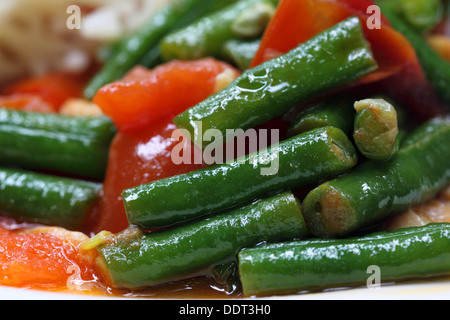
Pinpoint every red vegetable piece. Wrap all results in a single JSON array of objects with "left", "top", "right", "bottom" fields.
[
  {"left": 93, "top": 58, "right": 240, "bottom": 132},
  {"left": 250, "top": 0, "right": 446, "bottom": 119},
  {"left": 3, "top": 72, "right": 84, "bottom": 110},
  {"left": 0, "top": 222, "right": 99, "bottom": 290},
  {"left": 0, "top": 94, "right": 56, "bottom": 113}
]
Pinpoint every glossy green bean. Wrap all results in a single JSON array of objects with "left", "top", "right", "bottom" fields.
[
  {"left": 123, "top": 126, "right": 357, "bottom": 229},
  {"left": 353, "top": 98, "right": 400, "bottom": 161},
  {"left": 387, "top": 0, "right": 443, "bottom": 33},
  {"left": 97, "top": 192, "right": 307, "bottom": 289},
  {"left": 0, "top": 109, "right": 116, "bottom": 180},
  {"left": 302, "top": 117, "right": 450, "bottom": 238},
  {"left": 160, "top": 0, "right": 276, "bottom": 61},
  {"left": 222, "top": 38, "right": 261, "bottom": 71},
  {"left": 0, "top": 167, "right": 101, "bottom": 230},
  {"left": 173, "top": 17, "right": 378, "bottom": 149},
  {"left": 238, "top": 223, "right": 450, "bottom": 296},
  {"left": 287, "top": 96, "right": 355, "bottom": 138}
]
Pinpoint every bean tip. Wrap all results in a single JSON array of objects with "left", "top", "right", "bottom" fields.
[{"left": 302, "top": 184, "right": 356, "bottom": 238}]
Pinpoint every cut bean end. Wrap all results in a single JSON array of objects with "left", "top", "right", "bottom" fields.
[
  {"left": 327, "top": 127, "right": 358, "bottom": 167},
  {"left": 302, "top": 184, "right": 356, "bottom": 238}
]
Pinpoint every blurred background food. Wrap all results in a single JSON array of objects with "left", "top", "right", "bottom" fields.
[{"left": 0, "top": 0, "right": 173, "bottom": 84}]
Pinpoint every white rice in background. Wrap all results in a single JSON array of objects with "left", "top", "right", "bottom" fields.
[{"left": 0, "top": 0, "right": 173, "bottom": 84}]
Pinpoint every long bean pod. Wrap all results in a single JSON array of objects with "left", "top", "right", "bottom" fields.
[
  {"left": 388, "top": 0, "right": 443, "bottom": 33},
  {"left": 0, "top": 167, "right": 101, "bottom": 230},
  {"left": 173, "top": 17, "right": 378, "bottom": 149},
  {"left": 123, "top": 126, "right": 357, "bottom": 229},
  {"left": 302, "top": 117, "right": 450, "bottom": 238},
  {"left": 353, "top": 98, "right": 400, "bottom": 161},
  {"left": 0, "top": 109, "right": 116, "bottom": 180},
  {"left": 97, "top": 192, "right": 307, "bottom": 289},
  {"left": 238, "top": 223, "right": 450, "bottom": 296},
  {"left": 287, "top": 96, "right": 355, "bottom": 138},
  {"left": 222, "top": 38, "right": 261, "bottom": 71},
  {"left": 160, "top": 0, "right": 276, "bottom": 61}
]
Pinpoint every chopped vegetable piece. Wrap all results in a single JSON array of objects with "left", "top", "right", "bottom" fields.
[
  {"left": 0, "top": 224, "right": 100, "bottom": 290},
  {"left": 123, "top": 126, "right": 357, "bottom": 229},
  {"left": 93, "top": 58, "right": 240, "bottom": 132},
  {"left": 231, "top": 2, "right": 276, "bottom": 38},
  {"left": 222, "top": 39, "right": 261, "bottom": 71},
  {"left": 0, "top": 94, "right": 55, "bottom": 113},
  {"left": 238, "top": 224, "right": 450, "bottom": 296},
  {"left": 0, "top": 167, "right": 101, "bottom": 230},
  {"left": 287, "top": 96, "right": 355, "bottom": 137},
  {"left": 353, "top": 98, "right": 400, "bottom": 161},
  {"left": 59, "top": 99, "right": 103, "bottom": 117},
  {"left": 302, "top": 117, "right": 450, "bottom": 237},
  {"left": 97, "top": 192, "right": 307, "bottom": 289},
  {"left": 0, "top": 109, "right": 116, "bottom": 180},
  {"left": 174, "top": 17, "right": 377, "bottom": 148},
  {"left": 160, "top": 0, "right": 277, "bottom": 61},
  {"left": 3, "top": 72, "right": 84, "bottom": 110},
  {"left": 394, "top": 0, "right": 443, "bottom": 33}
]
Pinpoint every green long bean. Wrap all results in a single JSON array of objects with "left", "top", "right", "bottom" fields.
[
  {"left": 238, "top": 223, "right": 450, "bottom": 296},
  {"left": 123, "top": 126, "right": 357, "bottom": 229},
  {"left": 353, "top": 98, "right": 400, "bottom": 161},
  {"left": 160, "top": 0, "right": 277, "bottom": 61},
  {"left": 0, "top": 109, "right": 116, "bottom": 180},
  {"left": 174, "top": 17, "right": 378, "bottom": 149},
  {"left": 302, "top": 117, "right": 450, "bottom": 238},
  {"left": 97, "top": 192, "right": 307, "bottom": 289},
  {"left": 0, "top": 167, "right": 101, "bottom": 230}
]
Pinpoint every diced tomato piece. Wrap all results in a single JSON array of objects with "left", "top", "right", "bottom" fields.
[
  {"left": 0, "top": 94, "right": 56, "bottom": 113},
  {"left": 86, "top": 117, "right": 205, "bottom": 234},
  {"left": 93, "top": 58, "right": 240, "bottom": 132},
  {"left": 251, "top": 0, "right": 446, "bottom": 119},
  {"left": 0, "top": 221, "right": 99, "bottom": 290},
  {"left": 3, "top": 72, "right": 85, "bottom": 110}
]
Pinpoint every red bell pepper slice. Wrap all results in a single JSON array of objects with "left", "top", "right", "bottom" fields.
[
  {"left": 3, "top": 72, "right": 85, "bottom": 110},
  {"left": 0, "top": 220, "right": 100, "bottom": 290},
  {"left": 251, "top": 0, "right": 446, "bottom": 119},
  {"left": 93, "top": 58, "right": 240, "bottom": 132}
]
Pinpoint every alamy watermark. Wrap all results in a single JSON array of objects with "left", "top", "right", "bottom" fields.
[
  {"left": 171, "top": 123, "right": 281, "bottom": 176},
  {"left": 367, "top": 265, "right": 382, "bottom": 289},
  {"left": 366, "top": 5, "right": 382, "bottom": 30},
  {"left": 66, "top": 5, "right": 81, "bottom": 30},
  {"left": 64, "top": 4, "right": 383, "bottom": 31}
]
